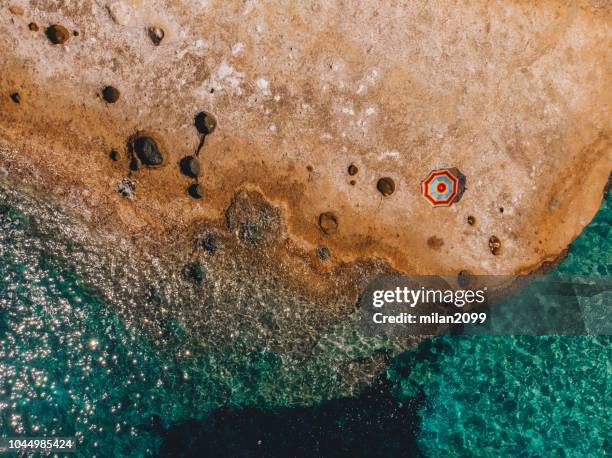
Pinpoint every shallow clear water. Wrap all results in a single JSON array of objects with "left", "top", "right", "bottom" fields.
[{"left": 0, "top": 178, "right": 610, "bottom": 457}]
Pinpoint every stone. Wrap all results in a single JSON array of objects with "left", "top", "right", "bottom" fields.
[
  {"left": 45, "top": 24, "right": 70, "bottom": 45},
  {"left": 131, "top": 135, "right": 164, "bottom": 167},
  {"left": 102, "top": 86, "right": 120, "bottom": 103},
  {"left": 467, "top": 215, "right": 476, "bottom": 226},
  {"left": 377, "top": 177, "right": 395, "bottom": 197},
  {"left": 194, "top": 112, "right": 216, "bottom": 135},
  {"left": 188, "top": 183, "right": 204, "bottom": 199},
  {"left": 489, "top": 236, "right": 502, "bottom": 256},
  {"left": 180, "top": 156, "right": 201, "bottom": 178},
  {"left": 318, "top": 212, "right": 338, "bottom": 235},
  {"left": 109, "top": 149, "right": 119, "bottom": 161},
  {"left": 148, "top": 26, "right": 164, "bottom": 46},
  {"left": 348, "top": 164, "right": 358, "bottom": 176}
]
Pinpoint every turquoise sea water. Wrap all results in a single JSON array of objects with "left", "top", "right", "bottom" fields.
[
  {"left": 390, "top": 187, "right": 611, "bottom": 457},
  {"left": 0, "top": 180, "right": 610, "bottom": 457}
]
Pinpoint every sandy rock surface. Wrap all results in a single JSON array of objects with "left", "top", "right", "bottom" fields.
[{"left": 0, "top": 0, "right": 610, "bottom": 283}]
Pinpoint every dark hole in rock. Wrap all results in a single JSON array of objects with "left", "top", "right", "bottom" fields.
[
  {"left": 183, "top": 261, "right": 205, "bottom": 283},
  {"left": 45, "top": 24, "right": 70, "bottom": 44},
  {"left": 316, "top": 245, "right": 331, "bottom": 261},
  {"left": 467, "top": 215, "right": 476, "bottom": 226},
  {"left": 109, "top": 149, "right": 120, "bottom": 161},
  {"left": 148, "top": 26, "right": 164, "bottom": 45},
  {"left": 28, "top": 22, "right": 39, "bottom": 31},
  {"left": 318, "top": 212, "right": 338, "bottom": 235},
  {"left": 377, "top": 177, "right": 395, "bottom": 196},
  {"left": 194, "top": 111, "right": 216, "bottom": 135},
  {"left": 129, "top": 158, "right": 139, "bottom": 171},
  {"left": 201, "top": 233, "right": 218, "bottom": 254},
  {"left": 188, "top": 184, "right": 204, "bottom": 199},
  {"left": 73, "top": 30, "right": 79, "bottom": 36},
  {"left": 225, "top": 190, "right": 282, "bottom": 245},
  {"left": 348, "top": 163, "right": 358, "bottom": 176},
  {"left": 489, "top": 236, "right": 502, "bottom": 255},
  {"left": 180, "top": 156, "right": 201, "bottom": 178},
  {"left": 102, "top": 85, "right": 120, "bottom": 103},
  {"left": 130, "top": 135, "right": 164, "bottom": 167},
  {"left": 306, "top": 165, "right": 313, "bottom": 172},
  {"left": 427, "top": 235, "right": 444, "bottom": 251},
  {"left": 350, "top": 180, "right": 356, "bottom": 186},
  {"left": 9, "top": 92, "right": 20, "bottom": 104},
  {"left": 209, "top": 88, "right": 215, "bottom": 94},
  {"left": 499, "top": 207, "right": 504, "bottom": 213}
]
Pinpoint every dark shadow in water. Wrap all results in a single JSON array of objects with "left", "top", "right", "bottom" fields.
[{"left": 157, "top": 374, "right": 424, "bottom": 458}]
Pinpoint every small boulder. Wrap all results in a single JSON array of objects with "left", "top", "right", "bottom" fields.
[
  {"left": 489, "top": 236, "right": 502, "bottom": 255},
  {"left": 131, "top": 135, "right": 164, "bottom": 167},
  {"left": 377, "top": 177, "right": 395, "bottom": 197},
  {"left": 188, "top": 184, "right": 204, "bottom": 199},
  {"left": 180, "top": 156, "right": 201, "bottom": 178},
  {"left": 45, "top": 24, "right": 70, "bottom": 44},
  {"left": 102, "top": 85, "right": 120, "bottom": 103},
  {"left": 194, "top": 111, "right": 216, "bottom": 135},
  {"left": 148, "top": 26, "right": 164, "bottom": 45},
  {"left": 318, "top": 212, "right": 338, "bottom": 235}
]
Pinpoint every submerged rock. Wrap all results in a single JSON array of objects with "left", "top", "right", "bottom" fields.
[
  {"left": 226, "top": 190, "right": 282, "bottom": 245},
  {"left": 201, "top": 233, "right": 218, "bottom": 254},
  {"left": 183, "top": 261, "right": 205, "bottom": 283}
]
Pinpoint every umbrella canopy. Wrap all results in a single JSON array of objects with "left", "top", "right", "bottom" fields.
[{"left": 421, "top": 168, "right": 466, "bottom": 207}]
